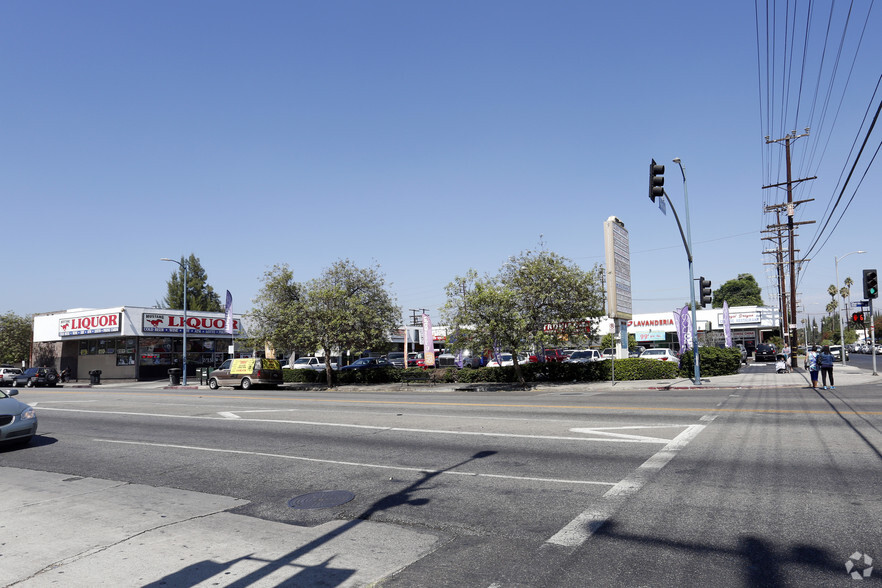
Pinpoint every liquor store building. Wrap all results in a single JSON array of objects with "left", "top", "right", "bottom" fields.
[{"left": 31, "top": 306, "right": 245, "bottom": 381}]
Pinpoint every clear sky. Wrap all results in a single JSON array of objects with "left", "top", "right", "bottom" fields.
[{"left": 2, "top": 1, "right": 879, "bottom": 327}]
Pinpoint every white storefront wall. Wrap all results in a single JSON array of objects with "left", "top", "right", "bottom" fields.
[
  {"left": 32, "top": 306, "right": 244, "bottom": 380},
  {"left": 595, "top": 306, "right": 780, "bottom": 349}
]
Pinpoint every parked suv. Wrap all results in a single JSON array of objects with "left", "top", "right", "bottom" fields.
[
  {"left": 208, "top": 358, "right": 282, "bottom": 390},
  {"left": 754, "top": 344, "right": 777, "bottom": 362},
  {"left": 13, "top": 367, "right": 59, "bottom": 387}
]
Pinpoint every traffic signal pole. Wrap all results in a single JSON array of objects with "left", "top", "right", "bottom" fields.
[{"left": 649, "top": 158, "right": 701, "bottom": 385}]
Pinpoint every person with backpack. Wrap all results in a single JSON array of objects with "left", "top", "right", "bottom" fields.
[
  {"left": 807, "top": 346, "right": 820, "bottom": 389},
  {"left": 818, "top": 345, "right": 835, "bottom": 390}
]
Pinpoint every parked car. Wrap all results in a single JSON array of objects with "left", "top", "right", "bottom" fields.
[
  {"left": 386, "top": 352, "right": 406, "bottom": 368},
  {"left": 565, "top": 349, "right": 602, "bottom": 363},
  {"left": 340, "top": 357, "right": 394, "bottom": 371},
  {"left": 735, "top": 344, "right": 748, "bottom": 364},
  {"left": 208, "top": 358, "right": 283, "bottom": 390},
  {"left": 0, "top": 389, "right": 37, "bottom": 446},
  {"left": 487, "top": 353, "right": 516, "bottom": 367},
  {"left": 284, "top": 356, "right": 335, "bottom": 370},
  {"left": 600, "top": 348, "right": 616, "bottom": 359},
  {"left": 529, "top": 349, "right": 568, "bottom": 363},
  {"left": 0, "top": 367, "right": 23, "bottom": 385},
  {"left": 754, "top": 344, "right": 777, "bottom": 362},
  {"left": 628, "top": 347, "right": 645, "bottom": 358},
  {"left": 829, "top": 345, "right": 849, "bottom": 362},
  {"left": 640, "top": 348, "right": 680, "bottom": 362},
  {"left": 12, "top": 367, "right": 59, "bottom": 388}
]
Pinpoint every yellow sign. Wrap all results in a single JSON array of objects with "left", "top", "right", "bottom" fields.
[
  {"left": 262, "top": 359, "right": 280, "bottom": 370},
  {"left": 231, "top": 359, "right": 256, "bottom": 375}
]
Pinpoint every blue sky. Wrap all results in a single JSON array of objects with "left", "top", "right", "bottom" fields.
[{"left": 2, "top": 1, "right": 879, "bottom": 327}]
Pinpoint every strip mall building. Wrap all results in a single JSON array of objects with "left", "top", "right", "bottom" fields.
[
  {"left": 596, "top": 305, "right": 781, "bottom": 354},
  {"left": 30, "top": 307, "right": 244, "bottom": 381}
]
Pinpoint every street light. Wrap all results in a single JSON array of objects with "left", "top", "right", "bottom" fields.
[
  {"left": 672, "top": 157, "right": 701, "bottom": 386},
  {"left": 160, "top": 257, "right": 189, "bottom": 386},
  {"left": 834, "top": 250, "right": 865, "bottom": 366}
]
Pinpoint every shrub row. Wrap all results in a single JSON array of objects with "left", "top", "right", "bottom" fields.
[
  {"left": 677, "top": 347, "right": 742, "bottom": 378},
  {"left": 282, "top": 356, "right": 699, "bottom": 386}
]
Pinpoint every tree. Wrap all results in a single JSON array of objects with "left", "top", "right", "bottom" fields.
[
  {"left": 0, "top": 311, "right": 32, "bottom": 364},
  {"left": 159, "top": 254, "right": 223, "bottom": 312},
  {"left": 249, "top": 260, "right": 400, "bottom": 386},
  {"left": 443, "top": 249, "right": 604, "bottom": 387},
  {"left": 712, "top": 273, "right": 763, "bottom": 308},
  {"left": 300, "top": 260, "right": 400, "bottom": 385},
  {"left": 246, "top": 264, "right": 302, "bottom": 356}
]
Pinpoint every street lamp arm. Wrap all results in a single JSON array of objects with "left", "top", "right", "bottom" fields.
[{"left": 661, "top": 190, "right": 693, "bottom": 263}]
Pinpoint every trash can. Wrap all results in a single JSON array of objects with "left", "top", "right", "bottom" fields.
[
  {"left": 199, "top": 367, "right": 212, "bottom": 385},
  {"left": 168, "top": 368, "right": 182, "bottom": 386},
  {"left": 89, "top": 370, "right": 102, "bottom": 385}
]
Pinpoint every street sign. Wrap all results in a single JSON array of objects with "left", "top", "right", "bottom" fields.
[{"left": 856, "top": 300, "right": 869, "bottom": 308}]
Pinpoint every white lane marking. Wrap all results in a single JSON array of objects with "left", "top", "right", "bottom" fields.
[
  {"left": 93, "top": 439, "right": 617, "bottom": 487},
  {"left": 29, "top": 400, "right": 98, "bottom": 407},
  {"left": 569, "top": 426, "right": 685, "bottom": 444},
  {"left": 217, "top": 412, "right": 241, "bottom": 419},
  {"left": 546, "top": 422, "right": 708, "bottom": 547},
  {"left": 36, "top": 407, "right": 668, "bottom": 444}
]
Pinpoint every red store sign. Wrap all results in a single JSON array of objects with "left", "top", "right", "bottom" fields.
[
  {"left": 142, "top": 313, "right": 239, "bottom": 335},
  {"left": 59, "top": 313, "right": 122, "bottom": 337}
]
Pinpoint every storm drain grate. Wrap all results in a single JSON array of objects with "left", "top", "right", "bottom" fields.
[{"left": 287, "top": 490, "right": 355, "bottom": 510}]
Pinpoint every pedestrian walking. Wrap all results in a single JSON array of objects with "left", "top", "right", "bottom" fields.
[
  {"left": 819, "top": 345, "right": 835, "bottom": 390},
  {"left": 807, "top": 346, "right": 819, "bottom": 389}
]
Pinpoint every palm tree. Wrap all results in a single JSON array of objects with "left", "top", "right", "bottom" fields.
[{"left": 844, "top": 276, "right": 854, "bottom": 311}]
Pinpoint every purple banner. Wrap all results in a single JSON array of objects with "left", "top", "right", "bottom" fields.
[
  {"left": 723, "top": 301, "right": 732, "bottom": 348},
  {"left": 676, "top": 306, "right": 691, "bottom": 352},
  {"left": 224, "top": 290, "right": 234, "bottom": 335}
]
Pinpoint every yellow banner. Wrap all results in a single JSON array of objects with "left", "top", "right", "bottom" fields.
[{"left": 231, "top": 359, "right": 256, "bottom": 375}]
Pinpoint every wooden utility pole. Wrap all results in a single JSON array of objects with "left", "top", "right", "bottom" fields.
[{"left": 764, "top": 129, "right": 816, "bottom": 367}]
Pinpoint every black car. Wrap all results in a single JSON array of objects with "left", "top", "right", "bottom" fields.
[
  {"left": 340, "top": 357, "right": 394, "bottom": 371},
  {"left": 13, "top": 367, "right": 60, "bottom": 387},
  {"left": 754, "top": 344, "right": 777, "bottom": 362}
]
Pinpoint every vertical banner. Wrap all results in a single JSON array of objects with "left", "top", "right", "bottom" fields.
[
  {"left": 723, "top": 301, "right": 733, "bottom": 348},
  {"left": 422, "top": 313, "right": 436, "bottom": 367},
  {"left": 225, "top": 290, "right": 234, "bottom": 335},
  {"left": 676, "top": 306, "right": 692, "bottom": 352}
]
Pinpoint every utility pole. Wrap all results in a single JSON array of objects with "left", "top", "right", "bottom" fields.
[{"left": 764, "top": 129, "right": 816, "bottom": 369}]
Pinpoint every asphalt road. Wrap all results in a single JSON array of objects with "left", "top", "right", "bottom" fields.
[{"left": 2, "top": 382, "right": 881, "bottom": 587}]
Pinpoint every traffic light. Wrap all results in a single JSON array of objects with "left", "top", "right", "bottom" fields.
[
  {"left": 649, "top": 159, "right": 664, "bottom": 202},
  {"left": 864, "top": 269, "right": 878, "bottom": 299},
  {"left": 852, "top": 312, "right": 865, "bottom": 324},
  {"left": 699, "top": 277, "right": 712, "bottom": 308}
]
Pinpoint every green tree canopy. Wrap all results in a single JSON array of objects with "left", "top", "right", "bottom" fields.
[
  {"left": 712, "top": 273, "right": 764, "bottom": 308},
  {"left": 248, "top": 260, "right": 400, "bottom": 386},
  {"left": 159, "top": 254, "right": 223, "bottom": 312},
  {"left": 443, "top": 249, "right": 604, "bottom": 386},
  {"left": 0, "top": 311, "right": 32, "bottom": 364},
  {"left": 246, "top": 264, "right": 302, "bottom": 355}
]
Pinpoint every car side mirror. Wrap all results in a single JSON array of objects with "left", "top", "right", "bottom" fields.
[{"left": 7, "top": 389, "right": 18, "bottom": 396}]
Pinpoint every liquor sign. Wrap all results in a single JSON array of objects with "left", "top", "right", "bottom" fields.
[
  {"left": 142, "top": 313, "right": 240, "bottom": 335},
  {"left": 59, "top": 312, "right": 122, "bottom": 337}
]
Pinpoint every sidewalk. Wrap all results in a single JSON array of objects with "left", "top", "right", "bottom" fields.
[{"left": 58, "top": 361, "right": 882, "bottom": 393}]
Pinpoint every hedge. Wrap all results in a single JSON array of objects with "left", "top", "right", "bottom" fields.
[
  {"left": 281, "top": 357, "right": 694, "bottom": 386},
  {"left": 677, "top": 347, "right": 742, "bottom": 378}
]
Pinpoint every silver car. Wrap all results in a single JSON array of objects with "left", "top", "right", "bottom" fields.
[
  {"left": 0, "top": 367, "right": 22, "bottom": 385},
  {"left": 0, "top": 389, "right": 38, "bottom": 446}
]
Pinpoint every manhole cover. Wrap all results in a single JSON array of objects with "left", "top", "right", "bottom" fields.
[{"left": 287, "top": 490, "right": 355, "bottom": 510}]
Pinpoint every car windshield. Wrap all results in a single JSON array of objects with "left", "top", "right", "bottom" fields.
[{"left": 294, "top": 358, "right": 312, "bottom": 364}]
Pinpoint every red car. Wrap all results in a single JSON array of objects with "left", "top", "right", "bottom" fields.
[{"left": 528, "top": 349, "right": 568, "bottom": 363}]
